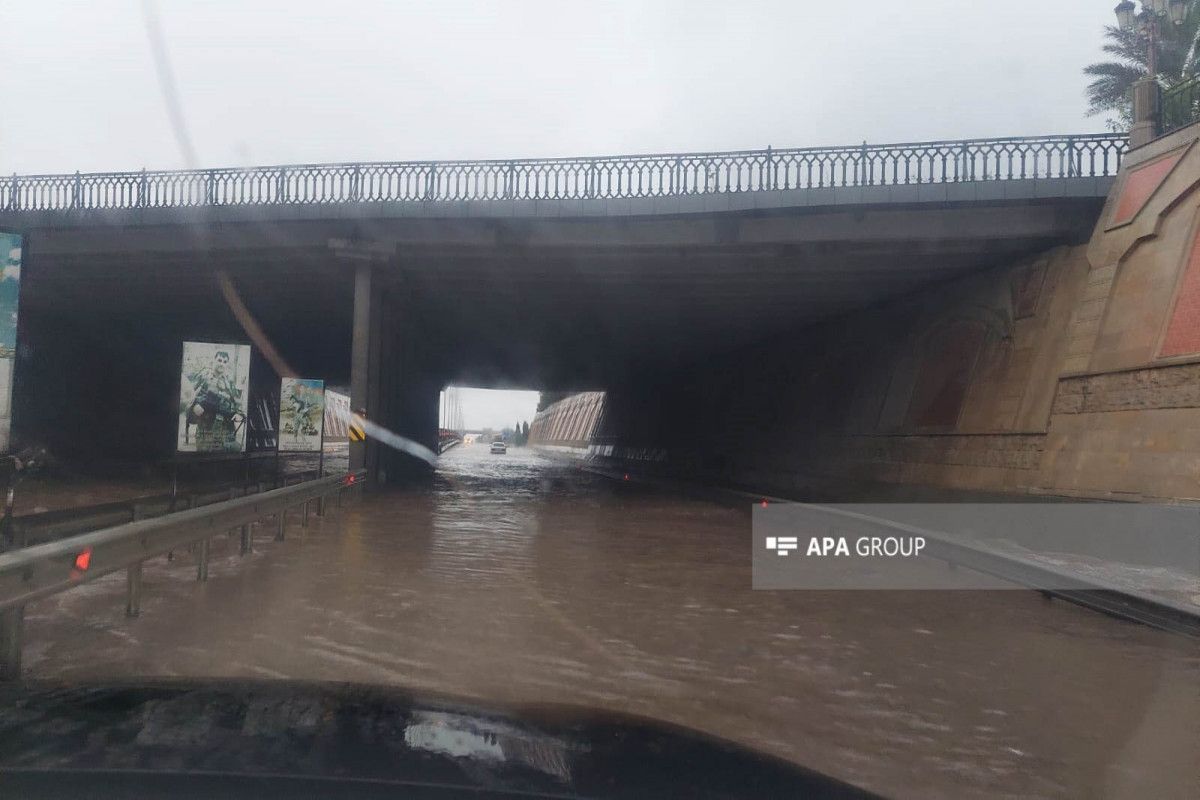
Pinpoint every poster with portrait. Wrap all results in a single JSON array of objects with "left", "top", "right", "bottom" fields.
[
  {"left": 177, "top": 342, "right": 251, "bottom": 453},
  {"left": 278, "top": 377, "right": 325, "bottom": 452},
  {"left": 0, "top": 232, "right": 22, "bottom": 454}
]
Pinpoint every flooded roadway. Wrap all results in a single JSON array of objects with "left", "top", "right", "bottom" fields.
[{"left": 21, "top": 445, "right": 1200, "bottom": 799}]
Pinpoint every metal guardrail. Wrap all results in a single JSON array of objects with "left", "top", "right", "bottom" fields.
[
  {"left": 1161, "top": 75, "right": 1200, "bottom": 136},
  {"left": 0, "top": 470, "right": 365, "bottom": 679},
  {"left": 1, "top": 135, "right": 1127, "bottom": 212},
  {"left": 6, "top": 469, "right": 324, "bottom": 549}
]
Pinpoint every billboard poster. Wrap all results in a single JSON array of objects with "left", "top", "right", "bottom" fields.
[
  {"left": 0, "top": 232, "right": 22, "bottom": 453},
  {"left": 177, "top": 342, "right": 251, "bottom": 453},
  {"left": 278, "top": 377, "right": 325, "bottom": 452}
]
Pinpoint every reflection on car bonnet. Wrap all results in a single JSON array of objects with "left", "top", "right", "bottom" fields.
[{"left": 404, "top": 710, "right": 572, "bottom": 783}]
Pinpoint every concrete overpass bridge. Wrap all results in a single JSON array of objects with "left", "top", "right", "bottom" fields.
[{"left": 4, "top": 131, "right": 1168, "bottom": 495}]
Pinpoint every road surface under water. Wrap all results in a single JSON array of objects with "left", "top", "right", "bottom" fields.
[{"left": 21, "top": 445, "right": 1200, "bottom": 799}]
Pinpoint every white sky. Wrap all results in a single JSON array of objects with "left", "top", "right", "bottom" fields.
[
  {"left": 441, "top": 388, "right": 539, "bottom": 431},
  {"left": 1, "top": 1, "right": 1114, "bottom": 174},
  {"left": 0, "top": 1, "right": 1119, "bottom": 421}
]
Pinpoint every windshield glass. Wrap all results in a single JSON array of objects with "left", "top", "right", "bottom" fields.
[{"left": 0, "top": 2, "right": 1198, "bottom": 798}]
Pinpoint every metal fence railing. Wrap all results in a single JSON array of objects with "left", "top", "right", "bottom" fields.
[
  {"left": 3, "top": 468, "right": 325, "bottom": 551},
  {"left": 1, "top": 134, "right": 1127, "bottom": 212},
  {"left": 1161, "top": 75, "right": 1200, "bottom": 136},
  {"left": 0, "top": 470, "right": 365, "bottom": 679}
]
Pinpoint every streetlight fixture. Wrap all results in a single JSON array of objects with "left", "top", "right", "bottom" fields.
[
  {"left": 1116, "top": 0, "right": 1189, "bottom": 145},
  {"left": 1115, "top": 1, "right": 1136, "bottom": 31},
  {"left": 1114, "top": 0, "right": 1187, "bottom": 74},
  {"left": 1168, "top": 0, "right": 1187, "bottom": 25}
]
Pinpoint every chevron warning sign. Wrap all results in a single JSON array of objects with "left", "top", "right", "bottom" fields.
[{"left": 349, "top": 412, "right": 367, "bottom": 442}]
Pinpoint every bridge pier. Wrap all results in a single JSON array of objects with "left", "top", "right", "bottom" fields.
[
  {"left": 345, "top": 248, "right": 441, "bottom": 486},
  {"left": 349, "top": 262, "right": 377, "bottom": 481}
]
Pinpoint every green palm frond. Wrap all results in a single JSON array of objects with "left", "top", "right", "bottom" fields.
[{"left": 1083, "top": 1, "right": 1200, "bottom": 126}]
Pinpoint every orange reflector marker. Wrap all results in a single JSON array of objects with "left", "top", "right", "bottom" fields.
[
  {"left": 762, "top": 499, "right": 769, "bottom": 508},
  {"left": 345, "top": 474, "right": 356, "bottom": 485},
  {"left": 74, "top": 547, "right": 93, "bottom": 571}
]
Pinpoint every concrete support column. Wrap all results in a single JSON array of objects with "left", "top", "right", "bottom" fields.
[
  {"left": 349, "top": 263, "right": 375, "bottom": 479},
  {"left": 375, "top": 286, "right": 398, "bottom": 485},
  {"left": 1130, "top": 78, "right": 1162, "bottom": 148},
  {"left": 346, "top": 256, "right": 436, "bottom": 485},
  {"left": 366, "top": 281, "right": 384, "bottom": 484}
]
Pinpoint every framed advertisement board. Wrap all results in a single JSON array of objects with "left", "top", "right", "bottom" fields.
[
  {"left": 177, "top": 342, "right": 252, "bottom": 453},
  {"left": 0, "top": 230, "right": 22, "bottom": 454},
  {"left": 278, "top": 377, "right": 325, "bottom": 453}
]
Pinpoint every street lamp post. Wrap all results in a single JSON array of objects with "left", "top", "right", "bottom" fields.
[{"left": 1116, "top": 0, "right": 1189, "bottom": 145}]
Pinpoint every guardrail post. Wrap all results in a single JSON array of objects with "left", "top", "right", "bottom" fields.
[
  {"left": 239, "top": 523, "right": 251, "bottom": 555},
  {"left": 275, "top": 508, "right": 286, "bottom": 541},
  {"left": 302, "top": 500, "right": 309, "bottom": 527},
  {"left": 197, "top": 538, "right": 210, "bottom": 582},
  {"left": 167, "top": 494, "right": 196, "bottom": 563},
  {"left": 0, "top": 606, "right": 23, "bottom": 680},
  {"left": 126, "top": 564, "right": 143, "bottom": 617},
  {"left": 126, "top": 504, "right": 144, "bottom": 617}
]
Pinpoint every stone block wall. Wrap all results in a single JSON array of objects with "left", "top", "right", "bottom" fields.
[{"left": 540, "top": 123, "right": 1200, "bottom": 502}]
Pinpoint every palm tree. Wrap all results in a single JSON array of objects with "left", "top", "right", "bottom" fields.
[{"left": 1085, "top": 1, "right": 1200, "bottom": 129}]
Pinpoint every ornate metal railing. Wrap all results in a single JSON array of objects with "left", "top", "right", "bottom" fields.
[
  {"left": 1161, "top": 75, "right": 1200, "bottom": 136},
  {"left": 1, "top": 134, "right": 1126, "bottom": 212}
]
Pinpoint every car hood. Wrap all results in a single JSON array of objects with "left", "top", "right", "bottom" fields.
[{"left": 0, "top": 679, "right": 878, "bottom": 799}]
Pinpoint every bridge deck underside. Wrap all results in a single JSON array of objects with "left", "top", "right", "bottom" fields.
[{"left": 20, "top": 196, "right": 1104, "bottom": 392}]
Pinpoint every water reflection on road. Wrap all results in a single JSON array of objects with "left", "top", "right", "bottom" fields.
[{"left": 24, "top": 445, "right": 1200, "bottom": 799}]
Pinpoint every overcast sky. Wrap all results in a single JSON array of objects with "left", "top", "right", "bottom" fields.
[
  {"left": 0, "top": 1, "right": 1118, "bottom": 424},
  {"left": 2, "top": 1, "right": 1115, "bottom": 175},
  {"left": 441, "top": 388, "right": 538, "bottom": 431}
]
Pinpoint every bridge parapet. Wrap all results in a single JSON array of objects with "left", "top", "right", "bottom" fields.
[{"left": 2, "top": 135, "right": 1126, "bottom": 214}]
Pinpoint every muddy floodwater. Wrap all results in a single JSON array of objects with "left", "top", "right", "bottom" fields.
[{"left": 21, "top": 445, "right": 1200, "bottom": 799}]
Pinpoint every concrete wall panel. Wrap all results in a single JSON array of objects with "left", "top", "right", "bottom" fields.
[{"left": 559, "top": 128, "right": 1200, "bottom": 502}]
